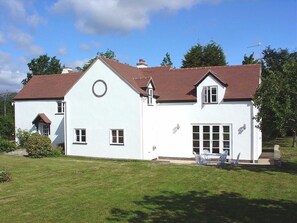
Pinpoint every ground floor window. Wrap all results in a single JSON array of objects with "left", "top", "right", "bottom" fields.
[
  {"left": 74, "top": 129, "right": 86, "bottom": 143},
  {"left": 192, "top": 124, "right": 231, "bottom": 155},
  {"left": 110, "top": 129, "right": 124, "bottom": 145}
]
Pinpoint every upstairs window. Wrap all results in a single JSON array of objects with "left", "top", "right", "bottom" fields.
[
  {"left": 203, "top": 86, "right": 218, "bottom": 104},
  {"left": 147, "top": 88, "right": 153, "bottom": 105},
  {"left": 110, "top": 129, "right": 124, "bottom": 145},
  {"left": 57, "top": 101, "right": 65, "bottom": 113}
]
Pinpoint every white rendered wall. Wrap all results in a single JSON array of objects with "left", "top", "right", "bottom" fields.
[
  {"left": 154, "top": 75, "right": 262, "bottom": 162},
  {"left": 64, "top": 59, "right": 143, "bottom": 159},
  {"left": 14, "top": 100, "right": 65, "bottom": 145}
]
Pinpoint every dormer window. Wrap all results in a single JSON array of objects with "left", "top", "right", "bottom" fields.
[
  {"left": 57, "top": 101, "right": 65, "bottom": 114},
  {"left": 147, "top": 88, "right": 153, "bottom": 105},
  {"left": 203, "top": 86, "right": 218, "bottom": 104}
]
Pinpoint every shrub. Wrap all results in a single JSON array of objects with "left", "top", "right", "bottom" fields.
[
  {"left": 0, "top": 137, "right": 16, "bottom": 153},
  {"left": 0, "top": 168, "right": 12, "bottom": 183},
  {"left": 48, "top": 146, "right": 64, "bottom": 157},
  {"left": 26, "top": 134, "right": 52, "bottom": 158},
  {"left": 16, "top": 129, "right": 32, "bottom": 148}
]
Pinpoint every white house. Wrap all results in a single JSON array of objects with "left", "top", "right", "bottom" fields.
[{"left": 14, "top": 57, "right": 262, "bottom": 162}]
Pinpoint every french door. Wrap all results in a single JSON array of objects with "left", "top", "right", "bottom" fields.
[{"left": 193, "top": 124, "right": 231, "bottom": 155}]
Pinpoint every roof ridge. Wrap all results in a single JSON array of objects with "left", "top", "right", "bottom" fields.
[{"left": 174, "top": 63, "right": 260, "bottom": 71}]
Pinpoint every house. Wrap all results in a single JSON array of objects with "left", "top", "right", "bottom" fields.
[{"left": 14, "top": 57, "right": 262, "bottom": 162}]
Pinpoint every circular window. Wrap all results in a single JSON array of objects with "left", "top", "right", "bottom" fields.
[{"left": 92, "top": 80, "right": 107, "bottom": 97}]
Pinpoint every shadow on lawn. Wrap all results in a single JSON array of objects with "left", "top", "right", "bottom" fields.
[{"left": 108, "top": 191, "right": 297, "bottom": 223}]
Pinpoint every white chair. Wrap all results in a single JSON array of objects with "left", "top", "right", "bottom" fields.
[
  {"left": 193, "top": 152, "right": 208, "bottom": 165},
  {"left": 231, "top": 153, "right": 241, "bottom": 165},
  {"left": 217, "top": 153, "right": 227, "bottom": 166}
]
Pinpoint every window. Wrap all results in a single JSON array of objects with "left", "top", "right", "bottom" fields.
[
  {"left": 192, "top": 124, "right": 231, "bottom": 155},
  {"left": 74, "top": 129, "right": 86, "bottom": 143},
  {"left": 147, "top": 88, "right": 153, "bottom": 105},
  {"left": 110, "top": 129, "right": 124, "bottom": 145},
  {"left": 57, "top": 101, "right": 65, "bottom": 113},
  {"left": 203, "top": 86, "right": 218, "bottom": 104},
  {"left": 43, "top": 125, "right": 50, "bottom": 136},
  {"left": 192, "top": 126, "right": 200, "bottom": 154}
]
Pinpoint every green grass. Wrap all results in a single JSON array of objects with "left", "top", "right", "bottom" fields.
[{"left": 1, "top": 141, "right": 297, "bottom": 222}]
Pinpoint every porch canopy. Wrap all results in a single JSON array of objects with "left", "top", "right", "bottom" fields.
[{"left": 32, "top": 113, "right": 51, "bottom": 133}]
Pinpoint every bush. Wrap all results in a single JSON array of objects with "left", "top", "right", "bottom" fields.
[
  {"left": 0, "top": 116, "right": 14, "bottom": 140},
  {"left": 48, "top": 146, "right": 64, "bottom": 157},
  {"left": 16, "top": 129, "right": 33, "bottom": 148},
  {"left": 0, "top": 137, "right": 16, "bottom": 153},
  {"left": 0, "top": 168, "right": 12, "bottom": 183},
  {"left": 26, "top": 134, "right": 52, "bottom": 158}
]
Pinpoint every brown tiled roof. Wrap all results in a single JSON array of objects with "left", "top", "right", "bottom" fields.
[
  {"left": 32, "top": 113, "right": 51, "bottom": 125},
  {"left": 15, "top": 57, "right": 261, "bottom": 102},
  {"left": 14, "top": 72, "right": 83, "bottom": 100},
  {"left": 141, "top": 64, "right": 261, "bottom": 102}
]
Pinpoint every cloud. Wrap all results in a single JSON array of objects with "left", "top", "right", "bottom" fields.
[
  {"left": 0, "top": 51, "right": 25, "bottom": 92},
  {"left": 8, "top": 29, "right": 44, "bottom": 55},
  {"left": 0, "top": 33, "right": 5, "bottom": 44},
  {"left": 57, "top": 47, "right": 67, "bottom": 56},
  {"left": 52, "top": 0, "right": 215, "bottom": 34},
  {"left": 0, "top": 0, "right": 26, "bottom": 20},
  {"left": 26, "top": 14, "right": 47, "bottom": 28},
  {"left": 79, "top": 41, "right": 101, "bottom": 51}
]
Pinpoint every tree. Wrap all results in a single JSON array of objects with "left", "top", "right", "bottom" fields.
[
  {"left": 182, "top": 41, "right": 227, "bottom": 68},
  {"left": 242, "top": 53, "right": 259, "bottom": 64},
  {"left": 160, "top": 52, "right": 173, "bottom": 66},
  {"left": 79, "top": 49, "right": 117, "bottom": 72},
  {"left": 22, "top": 55, "right": 63, "bottom": 85},
  {"left": 254, "top": 48, "right": 297, "bottom": 146}
]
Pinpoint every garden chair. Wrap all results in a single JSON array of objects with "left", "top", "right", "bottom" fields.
[
  {"left": 217, "top": 153, "right": 227, "bottom": 166},
  {"left": 193, "top": 152, "right": 208, "bottom": 165},
  {"left": 231, "top": 153, "right": 241, "bottom": 165}
]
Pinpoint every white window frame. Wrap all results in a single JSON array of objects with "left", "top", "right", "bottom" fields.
[
  {"left": 110, "top": 129, "right": 124, "bottom": 145},
  {"left": 43, "top": 125, "right": 50, "bottom": 136},
  {"left": 57, "top": 101, "right": 65, "bottom": 114},
  {"left": 192, "top": 124, "right": 231, "bottom": 155},
  {"left": 74, "top": 128, "right": 86, "bottom": 144},
  {"left": 203, "top": 86, "right": 218, "bottom": 104},
  {"left": 147, "top": 88, "right": 153, "bottom": 105}
]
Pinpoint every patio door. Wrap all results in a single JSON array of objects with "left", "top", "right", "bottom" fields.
[{"left": 193, "top": 124, "right": 231, "bottom": 155}]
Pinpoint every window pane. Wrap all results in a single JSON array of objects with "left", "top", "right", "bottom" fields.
[
  {"left": 81, "top": 129, "right": 86, "bottom": 136},
  {"left": 213, "top": 148, "right": 219, "bottom": 153},
  {"left": 193, "top": 126, "right": 199, "bottom": 132},
  {"left": 203, "top": 126, "right": 210, "bottom": 132},
  {"left": 224, "top": 142, "right": 230, "bottom": 148},
  {"left": 211, "top": 87, "right": 216, "bottom": 94},
  {"left": 212, "top": 95, "right": 217, "bottom": 102},
  {"left": 81, "top": 136, "right": 86, "bottom": 142},
  {"left": 193, "top": 133, "right": 199, "bottom": 140},
  {"left": 223, "top": 149, "right": 230, "bottom": 155},
  {"left": 223, "top": 134, "right": 230, "bottom": 140},
  {"left": 213, "top": 133, "right": 219, "bottom": 140},
  {"left": 118, "top": 130, "right": 124, "bottom": 137},
  {"left": 193, "top": 141, "right": 199, "bottom": 147},
  {"left": 223, "top": 126, "right": 230, "bottom": 132},
  {"left": 203, "top": 141, "right": 210, "bottom": 147},
  {"left": 193, "top": 148, "right": 200, "bottom": 154},
  {"left": 119, "top": 137, "right": 124, "bottom": 144},
  {"left": 203, "top": 133, "right": 210, "bottom": 140},
  {"left": 213, "top": 126, "right": 219, "bottom": 132},
  {"left": 213, "top": 141, "right": 219, "bottom": 147}
]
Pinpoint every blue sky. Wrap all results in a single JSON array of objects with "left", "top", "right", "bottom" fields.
[{"left": 0, "top": 0, "right": 296, "bottom": 92}]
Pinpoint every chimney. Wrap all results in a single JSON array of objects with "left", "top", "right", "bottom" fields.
[
  {"left": 136, "top": 59, "right": 148, "bottom": 68},
  {"left": 61, "top": 67, "right": 73, "bottom": 74}
]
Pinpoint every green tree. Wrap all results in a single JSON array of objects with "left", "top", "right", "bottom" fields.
[
  {"left": 242, "top": 53, "right": 259, "bottom": 64},
  {"left": 0, "top": 116, "right": 14, "bottom": 140},
  {"left": 254, "top": 48, "right": 297, "bottom": 146},
  {"left": 182, "top": 41, "right": 227, "bottom": 68},
  {"left": 22, "top": 55, "right": 63, "bottom": 85},
  {"left": 160, "top": 52, "right": 173, "bottom": 66},
  {"left": 80, "top": 49, "right": 117, "bottom": 72}
]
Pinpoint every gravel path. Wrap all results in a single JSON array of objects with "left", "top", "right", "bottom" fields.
[{"left": 5, "top": 149, "right": 28, "bottom": 156}]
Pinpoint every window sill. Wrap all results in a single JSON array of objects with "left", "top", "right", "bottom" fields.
[
  {"left": 110, "top": 143, "right": 124, "bottom": 146},
  {"left": 73, "top": 142, "right": 87, "bottom": 145},
  {"left": 55, "top": 113, "right": 64, "bottom": 115}
]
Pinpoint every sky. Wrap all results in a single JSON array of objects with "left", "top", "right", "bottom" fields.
[{"left": 0, "top": 0, "right": 296, "bottom": 93}]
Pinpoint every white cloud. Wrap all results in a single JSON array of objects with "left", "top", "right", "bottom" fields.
[
  {"left": 52, "top": 0, "right": 216, "bottom": 34},
  {"left": 26, "top": 14, "right": 47, "bottom": 28},
  {"left": 8, "top": 29, "right": 44, "bottom": 55},
  {"left": 0, "top": 0, "right": 26, "bottom": 20},
  {"left": 79, "top": 41, "right": 100, "bottom": 51},
  {"left": 0, "top": 32, "right": 5, "bottom": 44},
  {"left": 68, "top": 58, "right": 89, "bottom": 69},
  {"left": 57, "top": 47, "right": 67, "bottom": 56}
]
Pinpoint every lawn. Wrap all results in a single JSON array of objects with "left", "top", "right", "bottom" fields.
[{"left": 1, "top": 138, "right": 297, "bottom": 223}]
